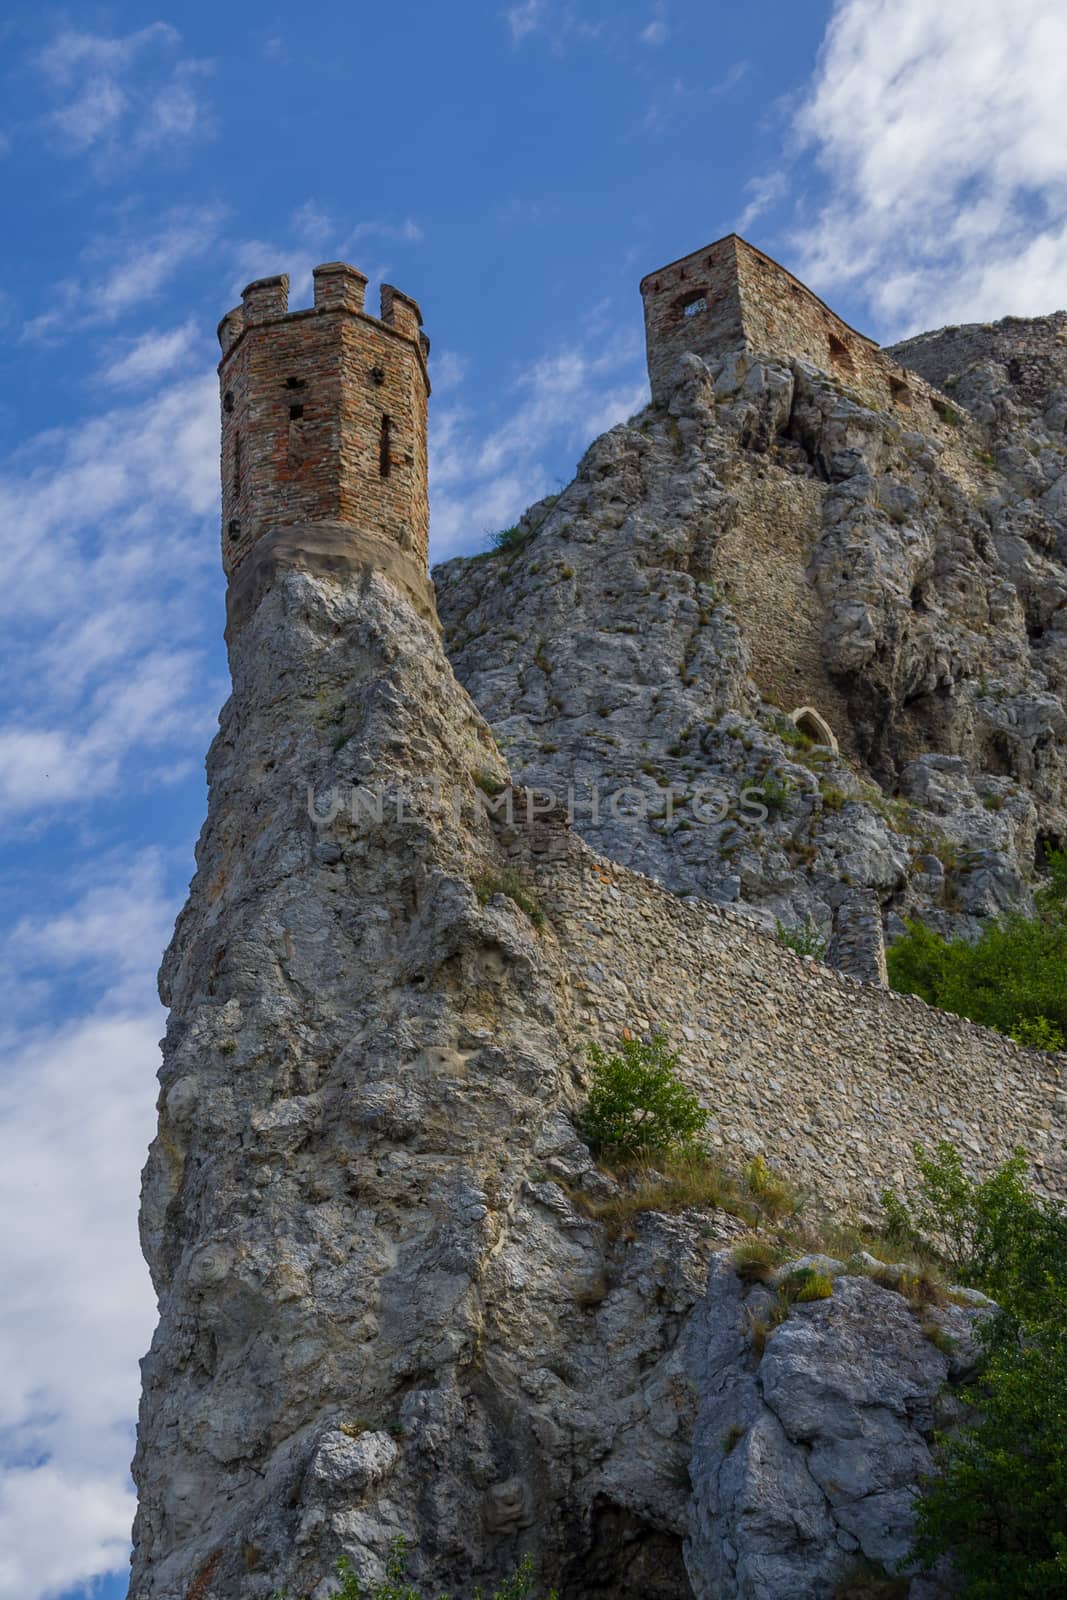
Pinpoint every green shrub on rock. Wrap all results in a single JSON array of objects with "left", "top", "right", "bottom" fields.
[
  {"left": 581, "top": 1032, "right": 708, "bottom": 1161},
  {"left": 885, "top": 1144, "right": 1067, "bottom": 1595},
  {"left": 887, "top": 850, "right": 1067, "bottom": 1048}
]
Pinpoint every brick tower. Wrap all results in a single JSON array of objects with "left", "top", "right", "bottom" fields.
[{"left": 217, "top": 264, "right": 433, "bottom": 624}]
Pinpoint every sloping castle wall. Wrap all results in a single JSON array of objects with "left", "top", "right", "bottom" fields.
[{"left": 517, "top": 814, "right": 1067, "bottom": 1209}]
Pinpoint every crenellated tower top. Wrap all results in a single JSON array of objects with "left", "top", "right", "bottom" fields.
[{"left": 216, "top": 263, "right": 432, "bottom": 626}]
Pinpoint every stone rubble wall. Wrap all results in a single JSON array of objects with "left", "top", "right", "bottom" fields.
[{"left": 520, "top": 814, "right": 1067, "bottom": 1208}]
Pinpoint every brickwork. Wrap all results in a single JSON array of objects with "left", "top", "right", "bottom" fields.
[
  {"left": 217, "top": 264, "right": 430, "bottom": 580},
  {"left": 641, "top": 234, "right": 923, "bottom": 413},
  {"left": 508, "top": 812, "right": 1067, "bottom": 1211}
]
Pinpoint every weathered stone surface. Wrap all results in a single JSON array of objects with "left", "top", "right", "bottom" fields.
[
  {"left": 436, "top": 309, "right": 1067, "bottom": 946},
  {"left": 131, "top": 563, "right": 719, "bottom": 1600},
  {"left": 133, "top": 248, "right": 1067, "bottom": 1600},
  {"left": 685, "top": 1257, "right": 988, "bottom": 1599}
]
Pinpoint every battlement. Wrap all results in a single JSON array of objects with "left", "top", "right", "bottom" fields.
[
  {"left": 217, "top": 263, "right": 431, "bottom": 589},
  {"left": 641, "top": 233, "right": 912, "bottom": 410}
]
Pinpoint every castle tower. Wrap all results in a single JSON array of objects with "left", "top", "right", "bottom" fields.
[
  {"left": 640, "top": 233, "right": 894, "bottom": 408},
  {"left": 217, "top": 264, "right": 432, "bottom": 624}
]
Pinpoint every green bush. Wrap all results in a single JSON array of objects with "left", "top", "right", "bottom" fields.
[
  {"left": 581, "top": 1032, "right": 708, "bottom": 1161},
  {"left": 758, "top": 775, "right": 793, "bottom": 818},
  {"left": 487, "top": 524, "right": 529, "bottom": 555},
  {"left": 775, "top": 917, "right": 827, "bottom": 959},
  {"left": 886, "top": 1145, "right": 1067, "bottom": 1594},
  {"left": 474, "top": 869, "right": 544, "bottom": 928},
  {"left": 886, "top": 851, "right": 1067, "bottom": 1047},
  {"left": 333, "top": 1540, "right": 557, "bottom": 1600},
  {"left": 911, "top": 1293, "right": 1067, "bottom": 1597}
]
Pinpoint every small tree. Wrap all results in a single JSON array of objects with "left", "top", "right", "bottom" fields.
[
  {"left": 885, "top": 1144, "right": 1067, "bottom": 1594},
  {"left": 911, "top": 1291, "right": 1067, "bottom": 1598},
  {"left": 581, "top": 1032, "right": 708, "bottom": 1161}
]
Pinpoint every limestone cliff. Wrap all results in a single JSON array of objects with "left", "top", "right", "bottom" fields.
[
  {"left": 131, "top": 558, "right": 722, "bottom": 1598},
  {"left": 131, "top": 249, "right": 1067, "bottom": 1600},
  {"left": 437, "top": 312, "right": 1067, "bottom": 946}
]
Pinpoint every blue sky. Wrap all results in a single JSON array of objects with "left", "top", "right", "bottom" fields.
[{"left": 2, "top": 2, "right": 1066, "bottom": 1595}]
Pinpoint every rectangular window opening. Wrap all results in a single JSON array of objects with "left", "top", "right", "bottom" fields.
[{"left": 379, "top": 414, "right": 392, "bottom": 478}]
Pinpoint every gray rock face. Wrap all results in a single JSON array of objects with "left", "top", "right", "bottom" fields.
[
  {"left": 686, "top": 1258, "right": 986, "bottom": 1600},
  {"left": 130, "top": 559, "right": 717, "bottom": 1599},
  {"left": 435, "top": 317, "right": 1067, "bottom": 944},
  {"left": 131, "top": 311, "right": 1063, "bottom": 1600}
]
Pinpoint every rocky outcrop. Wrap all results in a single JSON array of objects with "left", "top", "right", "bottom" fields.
[
  {"left": 687, "top": 1257, "right": 989, "bottom": 1600},
  {"left": 131, "top": 299, "right": 1066, "bottom": 1599},
  {"left": 435, "top": 315, "right": 1067, "bottom": 945},
  {"left": 131, "top": 557, "right": 724, "bottom": 1599}
]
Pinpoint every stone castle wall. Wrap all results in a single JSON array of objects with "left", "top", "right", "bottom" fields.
[
  {"left": 641, "top": 234, "right": 939, "bottom": 418},
  {"left": 217, "top": 266, "right": 430, "bottom": 579},
  {"left": 519, "top": 814, "right": 1067, "bottom": 1209}
]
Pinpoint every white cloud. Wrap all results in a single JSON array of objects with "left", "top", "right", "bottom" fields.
[
  {"left": 430, "top": 322, "right": 648, "bottom": 560},
  {"left": 502, "top": 0, "right": 604, "bottom": 49},
  {"left": 641, "top": 20, "right": 669, "bottom": 45},
  {"left": 0, "top": 845, "right": 178, "bottom": 1598},
  {"left": 35, "top": 22, "right": 214, "bottom": 164},
  {"left": 291, "top": 200, "right": 333, "bottom": 250},
  {"left": 736, "top": 170, "right": 787, "bottom": 233},
  {"left": 0, "top": 371, "right": 220, "bottom": 822},
  {"left": 23, "top": 206, "right": 225, "bottom": 340},
  {"left": 505, "top": 0, "right": 546, "bottom": 42},
  {"left": 99, "top": 319, "right": 200, "bottom": 387},
  {"left": 0, "top": 999, "right": 161, "bottom": 1600},
  {"left": 0, "top": 853, "right": 175, "bottom": 1598},
  {"left": 431, "top": 350, "right": 468, "bottom": 392},
  {"left": 347, "top": 217, "right": 424, "bottom": 245},
  {"left": 709, "top": 59, "right": 748, "bottom": 96},
  {"left": 789, "top": 0, "right": 1067, "bottom": 335},
  {"left": 227, "top": 216, "right": 424, "bottom": 314}
]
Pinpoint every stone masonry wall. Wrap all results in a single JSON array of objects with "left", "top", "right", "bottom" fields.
[
  {"left": 641, "top": 234, "right": 944, "bottom": 419},
  {"left": 516, "top": 812, "right": 1067, "bottom": 1209},
  {"left": 218, "top": 266, "right": 430, "bottom": 578}
]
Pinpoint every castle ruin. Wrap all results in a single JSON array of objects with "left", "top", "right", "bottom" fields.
[
  {"left": 128, "top": 241, "right": 1067, "bottom": 1599},
  {"left": 641, "top": 232, "right": 916, "bottom": 412},
  {"left": 217, "top": 265, "right": 435, "bottom": 633}
]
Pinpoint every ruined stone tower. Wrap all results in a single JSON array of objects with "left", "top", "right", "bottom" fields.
[
  {"left": 217, "top": 265, "right": 434, "bottom": 628},
  {"left": 640, "top": 233, "right": 912, "bottom": 411}
]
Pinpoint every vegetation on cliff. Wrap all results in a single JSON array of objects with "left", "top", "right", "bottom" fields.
[
  {"left": 887, "top": 849, "right": 1067, "bottom": 1048},
  {"left": 884, "top": 1144, "right": 1067, "bottom": 1595}
]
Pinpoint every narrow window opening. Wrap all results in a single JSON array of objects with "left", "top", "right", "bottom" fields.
[
  {"left": 289, "top": 403, "right": 304, "bottom": 421},
  {"left": 369, "top": 365, "right": 385, "bottom": 386},
  {"left": 284, "top": 376, "right": 306, "bottom": 391},
  {"left": 227, "top": 518, "right": 240, "bottom": 541},
  {"left": 683, "top": 296, "right": 708, "bottom": 318},
  {"left": 379, "top": 415, "right": 392, "bottom": 478},
  {"left": 223, "top": 390, "right": 235, "bottom": 414}
]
